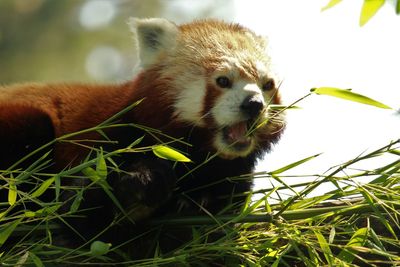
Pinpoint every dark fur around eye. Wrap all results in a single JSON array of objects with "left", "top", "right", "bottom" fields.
[
  {"left": 216, "top": 76, "right": 232, "bottom": 88},
  {"left": 262, "top": 79, "right": 275, "bottom": 91}
]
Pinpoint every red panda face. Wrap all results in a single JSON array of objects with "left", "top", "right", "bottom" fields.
[
  {"left": 130, "top": 18, "right": 284, "bottom": 159},
  {"left": 206, "top": 60, "right": 282, "bottom": 159}
]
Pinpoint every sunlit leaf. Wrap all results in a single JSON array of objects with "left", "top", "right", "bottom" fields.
[
  {"left": 0, "top": 218, "right": 22, "bottom": 246},
  {"left": 311, "top": 87, "right": 392, "bottom": 109},
  {"left": 24, "top": 211, "right": 36, "bottom": 218},
  {"left": 31, "top": 177, "right": 55, "bottom": 198},
  {"left": 152, "top": 145, "right": 191, "bottom": 162},
  {"left": 90, "top": 240, "right": 111, "bottom": 256},
  {"left": 359, "top": 0, "right": 385, "bottom": 26},
  {"left": 314, "top": 230, "right": 333, "bottom": 265},
  {"left": 329, "top": 227, "right": 336, "bottom": 244},
  {"left": 8, "top": 180, "right": 17, "bottom": 206},
  {"left": 83, "top": 167, "right": 101, "bottom": 183},
  {"left": 271, "top": 153, "right": 321, "bottom": 175},
  {"left": 268, "top": 104, "right": 301, "bottom": 111},
  {"left": 338, "top": 227, "right": 368, "bottom": 262},
  {"left": 321, "top": 0, "right": 343, "bottom": 11}
]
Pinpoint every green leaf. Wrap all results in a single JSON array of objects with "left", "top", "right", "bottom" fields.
[
  {"left": 314, "top": 230, "right": 333, "bottom": 265},
  {"left": 29, "top": 252, "right": 44, "bottom": 267},
  {"left": 83, "top": 167, "right": 101, "bottom": 183},
  {"left": 321, "top": 0, "right": 343, "bottom": 11},
  {"left": 152, "top": 145, "right": 191, "bottom": 162},
  {"left": 8, "top": 179, "right": 17, "bottom": 206},
  {"left": 397, "top": 0, "right": 400, "bottom": 14},
  {"left": 337, "top": 227, "right": 368, "bottom": 263},
  {"left": 310, "top": 87, "right": 392, "bottom": 109},
  {"left": 70, "top": 188, "right": 84, "bottom": 213},
  {"left": 31, "top": 177, "right": 55, "bottom": 198},
  {"left": 90, "top": 240, "right": 111, "bottom": 256},
  {"left": 24, "top": 211, "right": 36, "bottom": 218},
  {"left": 271, "top": 153, "right": 321, "bottom": 175},
  {"left": 0, "top": 218, "right": 22, "bottom": 246},
  {"left": 96, "top": 150, "right": 107, "bottom": 180},
  {"left": 359, "top": 0, "right": 385, "bottom": 26},
  {"left": 35, "top": 205, "right": 60, "bottom": 217},
  {"left": 268, "top": 104, "right": 301, "bottom": 111}
]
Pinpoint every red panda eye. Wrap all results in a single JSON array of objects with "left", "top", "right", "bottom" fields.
[
  {"left": 262, "top": 79, "right": 275, "bottom": 91},
  {"left": 216, "top": 76, "right": 232, "bottom": 88}
]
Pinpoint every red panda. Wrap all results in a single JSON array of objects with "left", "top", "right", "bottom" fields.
[{"left": 0, "top": 18, "right": 284, "bottom": 256}]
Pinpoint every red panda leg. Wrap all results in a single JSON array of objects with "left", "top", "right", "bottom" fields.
[{"left": 0, "top": 104, "right": 55, "bottom": 170}]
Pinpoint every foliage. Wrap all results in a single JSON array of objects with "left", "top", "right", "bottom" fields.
[
  {"left": 0, "top": 92, "right": 399, "bottom": 266},
  {"left": 322, "top": 0, "right": 399, "bottom": 26}
]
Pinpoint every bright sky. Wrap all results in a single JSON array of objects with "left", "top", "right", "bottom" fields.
[{"left": 232, "top": 1, "right": 400, "bottom": 191}]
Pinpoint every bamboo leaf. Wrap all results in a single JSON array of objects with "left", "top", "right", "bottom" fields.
[
  {"left": 70, "top": 188, "right": 84, "bottom": 213},
  {"left": 322, "top": 0, "right": 343, "bottom": 11},
  {"left": 290, "top": 194, "right": 335, "bottom": 210},
  {"left": 337, "top": 227, "right": 368, "bottom": 262},
  {"left": 359, "top": 0, "right": 386, "bottom": 26},
  {"left": 397, "top": 0, "right": 400, "bottom": 14},
  {"left": 24, "top": 211, "right": 36, "bottom": 218},
  {"left": 89, "top": 170, "right": 128, "bottom": 219},
  {"left": 310, "top": 87, "right": 392, "bottom": 109},
  {"left": 0, "top": 218, "right": 22, "bottom": 246},
  {"left": 29, "top": 252, "right": 44, "bottom": 267},
  {"left": 83, "top": 167, "right": 101, "bottom": 183},
  {"left": 8, "top": 179, "right": 17, "bottom": 206},
  {"left": 152, "top": 145, "right": 191, "bottom": 162},
  {"left": 271, "top": 153, "right": 321, "bottom": 175},
  {"left": 96, "top": 149, "right": 107, "bottom": 180},
  {"left": 314, "top": 230, "right": 333, "bottom": 265},
  {"left": 128, "top": 136, "right": 144, "bottom": 149},
  {"left": 268, "top": 104, "right": 301, "bottom": 111},
  {"left": 90, "top": 240, "right": 111, "bottom": 256},
  {"left": 31, "top": 177, "right": 55, "bottom": 198},
  {"left": 329, "top": 227, "right": 336, "bottom": 244},
  {"left": 35, "top": 205, "right": 60, "bottom": 217}
]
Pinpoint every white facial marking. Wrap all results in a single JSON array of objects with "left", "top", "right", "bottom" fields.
[
  {"left": 173, "top": 79, "right": 206, "bottom": 126},
  {"left": 211, "top": 82, "right": 264, "bottom": 126}
]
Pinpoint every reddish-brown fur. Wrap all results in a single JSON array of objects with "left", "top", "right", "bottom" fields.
[{"left": 0, "top": 19, "right": 284, "bottom": 259}]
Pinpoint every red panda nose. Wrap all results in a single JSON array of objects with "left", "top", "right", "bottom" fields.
[{"left": 240, "top": 95, "right": 264, "bottom": 119}]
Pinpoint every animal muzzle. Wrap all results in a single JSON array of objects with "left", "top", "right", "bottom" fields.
[{"left": 240, "top": 94, "right": 265, "bottom": 120}]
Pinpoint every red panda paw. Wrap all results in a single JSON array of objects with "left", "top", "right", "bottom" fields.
[{"left": 113, "top": 158, "right": 176, "bottom": 212}]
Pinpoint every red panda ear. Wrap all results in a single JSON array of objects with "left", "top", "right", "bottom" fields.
[{"left": 128, "top": 17, "right": 179, "bottom": 68}]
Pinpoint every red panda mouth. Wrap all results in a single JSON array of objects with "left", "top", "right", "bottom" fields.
[{"left": 222, "top": 121, "right": 252, "bottom": 151}]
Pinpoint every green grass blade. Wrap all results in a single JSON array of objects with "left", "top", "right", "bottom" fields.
[
  {"left": 270, "top": 153, "right": 321, "bottom": 175},
  {"left": 360, "top": 0, "right": 386, "bottom": 26},
  {"left": 337, "top": 227, "right": 368, "bottom": 263},
  {"left": 314, "top": 230, "right": 334, "bottom": 265},
  {"left": 310, "top": 87, "right": 392, "bottom": 109}
]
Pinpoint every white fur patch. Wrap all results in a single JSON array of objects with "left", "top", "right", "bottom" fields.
[
  {"left": 211, "top": 82, "right": 264, "bottom": 126},
  {"left": 128, "top": 17, "right": 179, "bottom": 68},
  {"left": 173, "top": 79, "right": 207, "bottom": 126}
]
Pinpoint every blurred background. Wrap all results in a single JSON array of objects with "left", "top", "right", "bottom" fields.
[{"left": 1, "top": 0, "right": 399, "bottom": 194}]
